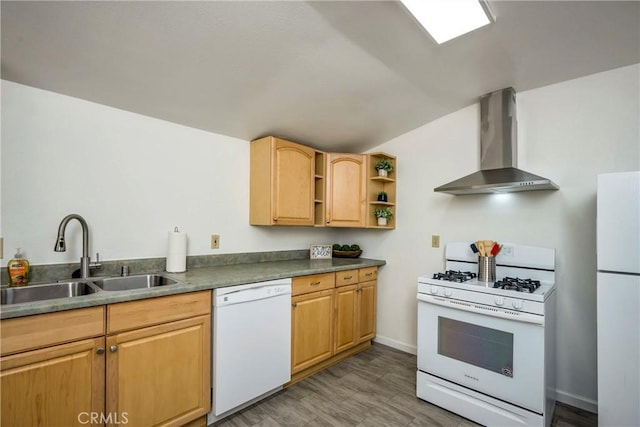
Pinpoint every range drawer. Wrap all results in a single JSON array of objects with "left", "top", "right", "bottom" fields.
[{"left": 292, "top": 273, "right": 335, "bottom": 296}]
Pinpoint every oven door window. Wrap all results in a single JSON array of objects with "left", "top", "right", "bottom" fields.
[{"left": 438, "top": 317, "right": 513, "bottom": 377}]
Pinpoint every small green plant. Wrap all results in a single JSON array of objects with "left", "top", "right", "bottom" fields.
[
  {"left": 333, "top": 243, "right": 361, "bottom": 251},
  {"left": 374, "top": 207, "right": 393, "bottom": 219},
  {"left": 375, "top": 158, "right": 394, "bottom": 172}
]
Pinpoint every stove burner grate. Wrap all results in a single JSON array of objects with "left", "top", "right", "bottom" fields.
[
  {"left": 493, "top": 277, "right": 541, "bottom": 293},
  {"left": 432, "top": 270, "right": 477, "bottom": 283}
]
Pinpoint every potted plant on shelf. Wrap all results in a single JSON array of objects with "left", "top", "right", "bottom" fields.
[
  {"left": 375, "top": 158, "right": 394, "bottom": 177},
  {"left": 377, "top": 191, "right": 388, "bottom": 202},
  {"left": 374, "top": 207, "right": 393, "bottom": 226}
]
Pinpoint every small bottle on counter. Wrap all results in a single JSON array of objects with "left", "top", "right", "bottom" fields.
[{"left": 8, "top": 248, "right": 30, "bottom": 286}]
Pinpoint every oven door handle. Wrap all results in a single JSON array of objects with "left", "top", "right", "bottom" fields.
[{"left": 417, "top": 294, "right": 544, "bottom": 325}]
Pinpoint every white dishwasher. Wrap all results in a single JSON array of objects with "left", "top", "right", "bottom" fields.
[{"left": 207, "top": 278, "right": 291, "bottom": 424}]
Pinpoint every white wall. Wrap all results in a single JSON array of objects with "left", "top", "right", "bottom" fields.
[
  {"left": 343, "top": 64, "right": 640, "bottom": 412},
  {"left": 1, "top": 80, "right": 340, "bottom": 265}
]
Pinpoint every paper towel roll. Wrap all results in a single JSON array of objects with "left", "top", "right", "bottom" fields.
[{"left": 166, "top": 228, "right": 187, "bottom": 273}]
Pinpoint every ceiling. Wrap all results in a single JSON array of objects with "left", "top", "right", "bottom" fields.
[{"left": 2, "top": 1, "right": 638, "bottom": 152}]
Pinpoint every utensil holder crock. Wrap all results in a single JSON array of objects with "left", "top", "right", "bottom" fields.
[{"left": 478, "top": 256, "right": 496, "bottom": 282}]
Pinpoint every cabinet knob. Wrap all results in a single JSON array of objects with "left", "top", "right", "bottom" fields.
[
  {"left": 292, "top": 302, "right": 298, "bottom": 307},
  {"left": 109, "top": 345, "right": 118, "bottom": 353},
  {"left": 357, "top": 288, "right": 362, "bottom": 293},
  {"left": 96, "top": 347, "right": 105, "bottom": 355},
  {"left": 273, "top": 217, "right": 278, "bottom": 222}
]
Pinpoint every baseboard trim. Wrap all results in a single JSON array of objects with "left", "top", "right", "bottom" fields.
[
  {"left": 373, "top": 335, "right": 417, "bottom": 355},
  {"left": 555, "top": 389, "right": 598, "bottom": 414}
]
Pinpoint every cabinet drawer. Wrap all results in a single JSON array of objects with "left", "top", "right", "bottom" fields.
[
  {"left": 292, "top": 273, "right": 335, "bottom": 296},
  {"left": 335, "top": 269, "right": 358, "bottom": 287},
  {"left": 1, "top": 306, "right": 105, "bottom": 356},
  {"left": 359, "top": 267, "right": 377, "bottom": 282},
  {"left": 107, "top": 290, "right": 211, "bottom": 334}
]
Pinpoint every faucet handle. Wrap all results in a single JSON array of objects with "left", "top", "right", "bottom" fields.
[{"left": 90, "top": 252, "right": 103, "bottom": 271}]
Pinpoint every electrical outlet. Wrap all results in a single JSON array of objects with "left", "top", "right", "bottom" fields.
[
  {"left": 211, "top": 235, "right": 220, "bottom": 249},
  {"left": 431, "top": 235, "right": 440, "bottom": 248},
  {"left": 0, "top": 237, "right": 3, "bottom": 259},
  {"left": 502, "top": 245, "right": 514, "bottom": 256}
]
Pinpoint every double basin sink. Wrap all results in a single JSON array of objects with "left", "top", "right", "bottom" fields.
[{"left": 1, "top": 274, "right": 179, "bottom": 306}]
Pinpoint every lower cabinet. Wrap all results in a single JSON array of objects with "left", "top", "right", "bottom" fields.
[
  {"left": 335, "top": 268, "right": 378, "bottom": 352},
  {"left": 0, "top": 291, "right": 211, "bottom": 427},
  {"left": 290, "top": 267, "right": 377, "bottom": 384},
  {"left": 291, "top": 272, "right": 336, "bottom": 374},
  {"left": 1, "top": 336, "right": 105, "bottom": 427},
  {"left": 107, "top": 315, "right": 210, "bottom": 427}
]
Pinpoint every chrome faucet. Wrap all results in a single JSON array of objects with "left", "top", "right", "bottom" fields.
[{"left": 54, "top": 214, "right": 101, "bottom": 278}]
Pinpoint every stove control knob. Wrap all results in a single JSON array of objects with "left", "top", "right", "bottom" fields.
[
  {"left": 429, "top": 286, "right": 439, "bottom": 295},
  {"left": 494, "top": 297, "right": 504, "bottom": 306},
  {"left": 512, "top": 300, "right": 524, "bottom": 310},
  {"left": 444, "top": 289, "right": 452, "bottom": 298}
]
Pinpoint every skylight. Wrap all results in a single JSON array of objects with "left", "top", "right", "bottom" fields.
[{"left": 400, "top": 0, "right": 493, "bottom": 44}]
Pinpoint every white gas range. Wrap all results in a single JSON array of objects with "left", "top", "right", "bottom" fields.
[{"left": 417, "top": 242, "right": 556, "bottom": 427}]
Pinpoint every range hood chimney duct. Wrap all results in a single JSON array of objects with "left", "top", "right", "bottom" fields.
[{"left": 434, "top": 87, "right": 559, "bottom": 195}]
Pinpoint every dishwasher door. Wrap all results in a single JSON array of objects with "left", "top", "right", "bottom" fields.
[{"left": 211, "top": 278, "right": 292, "bottom": 419}]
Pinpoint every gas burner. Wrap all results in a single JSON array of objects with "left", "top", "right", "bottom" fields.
[
  {"left": 432, "top": 270, "right": 477, "bottom": 283},
  {"left": 493, "top": 277, "right": 541, "bottom": 293}
]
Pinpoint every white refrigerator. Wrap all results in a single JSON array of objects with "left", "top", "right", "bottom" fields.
[{"left": 597, "top": 171, "right": 640, "bottom": 426}]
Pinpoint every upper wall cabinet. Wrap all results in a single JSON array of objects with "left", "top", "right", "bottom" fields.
[
  {"left": 250, "top": 136, "right": 316, "bottom": 226},
  {"left": 325, "top": 153, "right": 367, "bottom": 228},
  {"left": 250, "top": 137, "right": 396, "bottom": 229}
]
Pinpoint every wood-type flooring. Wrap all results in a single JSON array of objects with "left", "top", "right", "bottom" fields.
[{"left": 214, "top": 343, "right": 597, "bottom": 427}]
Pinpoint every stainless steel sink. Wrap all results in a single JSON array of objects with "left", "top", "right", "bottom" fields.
[
  {"left": 92, "top": 274, "right": 178, "bottom": 291},
  {"left": 0, "top": 281, "right": 99, "bottom": 305}
]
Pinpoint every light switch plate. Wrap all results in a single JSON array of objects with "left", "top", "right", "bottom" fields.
[
  {"left": 211, "top": 235, "right": 220, "bottom": 249},
  {"left": 431, "top": 235, "right": 440, "bottom": 248},
  {"left": 0, "top": 237, "right": 3, "bottom": 259}
]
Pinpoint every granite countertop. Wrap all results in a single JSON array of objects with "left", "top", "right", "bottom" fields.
[{"left": 0, "top": 257, "right": 385, "bottom": 320}]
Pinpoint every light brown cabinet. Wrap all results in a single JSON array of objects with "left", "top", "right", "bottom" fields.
[
  {"left": 291, "top": 273, "right": 336, "bottom": 374},
  {"left": 106, "top": 291, "right": 211, "bottom": 427},
  {"left": 1, "top": 306, "right": 106, "bottom": 427},
  {"left": 250, "top": 136, "right": 396, "bottom": 229},
  {"left": 290, "top": 268, "right": 377, "bottom": 385},
  {"left": 1, "top": 336, "right": 106, "bottom": 427},
  {"left": 1, "top": 291, "right": 211, "bottom": 427},
  {"left": 335, "top": 267, "right": 377, "bottom": 353},
  {"left": 250, "top": 136, "right": 316, "bottom": 226},
  {"left": 325, "top": 153, "right": 367, "bottom": 227}
]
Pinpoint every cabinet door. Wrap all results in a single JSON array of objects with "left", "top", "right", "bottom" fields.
[
  {"left": 291, "top": 289, "right": 335, "bottom": 374},
  {"left": 272, "top": 138, "right": 316, "bottom": 225},
  {"left": 335, "top": 284, "right": 358, "bottom": 353},
  {"left": 325, "top": 153, "right": 367, "bottom": 227},
  {"left": 357, "top": 280, "right": 377, "bottom": 343},
  {"left": 106, "top": 315, "right": 210, "bottom": 427},
  {"left": 1, "top": 337, "right": 105, "bottom": 427}
]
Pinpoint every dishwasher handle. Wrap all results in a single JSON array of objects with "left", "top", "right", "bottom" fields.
[{"left": 215, "top": 284, "right": 291, "bottom": 307}]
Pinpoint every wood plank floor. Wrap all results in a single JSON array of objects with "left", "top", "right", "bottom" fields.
[{"left": 213, "top": 343, "right": 597, "bottom": 427}]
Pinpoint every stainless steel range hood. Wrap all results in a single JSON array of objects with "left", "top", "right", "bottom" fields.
[{"left": 434, "top": 87, "right": 559, "bottom": 195}]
